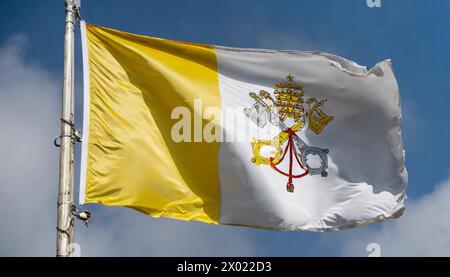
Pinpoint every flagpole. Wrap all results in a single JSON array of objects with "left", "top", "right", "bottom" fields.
[{"left": 57, "top": 0, "right": 79, "bottom": 257}]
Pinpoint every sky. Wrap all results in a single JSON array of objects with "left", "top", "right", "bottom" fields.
[{"left": 0, "top": 0, "right": 449, "bottom": 256}]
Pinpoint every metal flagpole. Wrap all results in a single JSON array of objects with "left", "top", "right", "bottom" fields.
[{"left": 56, "top": 0, "right": 80, "bottom": 257}]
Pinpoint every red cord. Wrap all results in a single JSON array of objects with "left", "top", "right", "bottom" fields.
[{"left": 269, "top": 129, "right": 309, "bottom": 179}]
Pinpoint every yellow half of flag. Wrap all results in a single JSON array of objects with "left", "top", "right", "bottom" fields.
[{"left": 80, "top": 22, "right": 221, "bottom": 223}]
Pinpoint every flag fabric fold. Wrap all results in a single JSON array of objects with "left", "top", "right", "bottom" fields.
[{"left": 79, "top": 21, "right": 407, "bottom": 231}]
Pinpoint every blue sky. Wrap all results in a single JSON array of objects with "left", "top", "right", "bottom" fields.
[{"left": 1, "top": 0, "right": 449, "bottom": 256}]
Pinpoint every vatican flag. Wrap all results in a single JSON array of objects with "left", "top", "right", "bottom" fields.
[{"left": 79, "top": 21, "right": 407, "bottom": 231}]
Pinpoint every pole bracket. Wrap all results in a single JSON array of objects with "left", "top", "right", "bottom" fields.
[
  {"left": 72, "top": 205, "right": 91, "bottom": 227},
  {"left": 54, "top": 118, "right": 82, "bottom": 147},
  {"left": 65, "top": 0, "right": 82, "bottom": 20}
]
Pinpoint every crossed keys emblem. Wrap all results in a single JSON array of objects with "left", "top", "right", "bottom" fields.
[{"left": 244, "top": 74, "right": 334, "bottom": 192}]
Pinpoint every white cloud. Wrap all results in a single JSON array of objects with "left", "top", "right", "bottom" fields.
[
  {"left": 0, "top": 34, "right": 60, "bottom": 256},
  {"left": 0, "top": 35, "right": 261, "bottom": 256},
  {"left": 337, "top": 174, "right": 450, "bottom": 256}
]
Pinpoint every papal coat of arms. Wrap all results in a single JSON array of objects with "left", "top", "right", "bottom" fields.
[{"left": 244, "top": 74, "right": 333, "bottom": 192}]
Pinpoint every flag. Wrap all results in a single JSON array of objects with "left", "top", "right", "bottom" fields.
[{"left": 79, "top": 21, "right": 407, "bottom": 231}]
